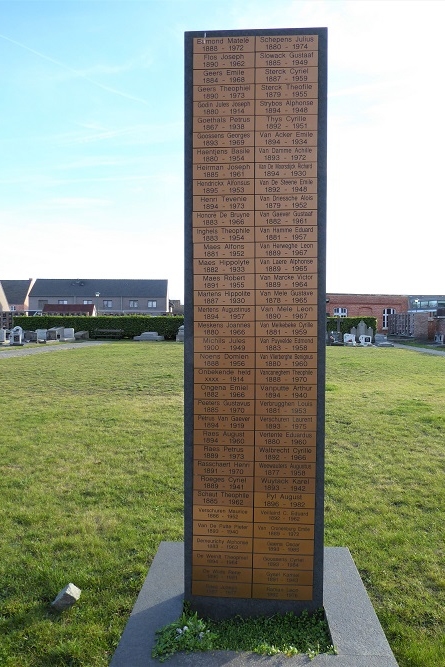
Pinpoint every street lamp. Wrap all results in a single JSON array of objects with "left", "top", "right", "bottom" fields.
[{"left": 95, "top": 292, "right": 100, "bottom": 316}]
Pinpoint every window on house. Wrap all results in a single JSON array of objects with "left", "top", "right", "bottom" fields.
[
  {"left": 10, "top": 305, "right": 16, "bottom": 311},
  {"left": 383, "top": 308, "right": 396, "bottom": 329},
  {"left": 129, "top": 300, "right": 139, "bottom": 308},
  {"left": 333, "top": 307, "right": 348, "bottom": 317},
  {"left": 147, "top": 300, "right": 157, "bottom": 309},
  {"left": 83, "top": 300, "right": 93, "bottom": 304},
  {"left": 103, "top": 300, "right": 113, "bottom": 308},
  {"left": 58, "top": 300, "right": 68, "bottom": 304}
]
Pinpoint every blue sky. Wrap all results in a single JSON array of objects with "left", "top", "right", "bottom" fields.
[{"left": 1, "top": 0, "right": 444, "bottom": 301}]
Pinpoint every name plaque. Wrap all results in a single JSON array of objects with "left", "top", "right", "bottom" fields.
[{"left": 185, "top": 28, "right": 327, "bottom": 618}]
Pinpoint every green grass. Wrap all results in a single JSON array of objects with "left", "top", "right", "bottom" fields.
[
  {"left": 152, "top": 606, "right": 334, "bottom": 661},
  {"left": 325, "top": 346, "right": 445, "bottom": 667},
  {"left": 0, "top": 343, "right": 444, "bottom": 666},
  {"left": 0, "top": 343, "right": 184, "bottom": 667}
]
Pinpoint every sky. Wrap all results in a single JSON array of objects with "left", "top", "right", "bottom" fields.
[{"left": 1, "top": 0, "right": 444, "bottom": 302}]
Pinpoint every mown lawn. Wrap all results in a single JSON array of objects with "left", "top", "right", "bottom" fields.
[
  {"left": 325, "top": 346, "right": 445, "bottom": 667},
  {"left": 0, "top": 342, "right": 444, "bottom": 666},
  {"left": 0, "top": 343, "right": 184, "bottom": 667}
]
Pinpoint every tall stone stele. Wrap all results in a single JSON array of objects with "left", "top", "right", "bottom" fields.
[{"left": 183, "top": 27, "right": 328, "bottom": 619}]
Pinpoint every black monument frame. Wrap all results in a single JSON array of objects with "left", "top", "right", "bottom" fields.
[{"left": 184, "top": 27, "right": 327, "bottom": 619}]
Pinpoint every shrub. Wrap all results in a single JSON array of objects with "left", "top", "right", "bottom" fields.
[{"left": 12, "top": 315, "right": 184, "bottom": 340}]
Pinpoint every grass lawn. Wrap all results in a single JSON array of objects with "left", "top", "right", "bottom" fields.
[
  {"left": 0, "top": 342, "right": 444, "bottom": 666},
  {"left": 0, "top": 343, "right": 184, "bottom": 667},
  {"left": 325, "top": 346, "right": 445, "bottom": 667}
]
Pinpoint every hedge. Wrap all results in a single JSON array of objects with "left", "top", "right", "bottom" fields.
[
  {"left": 326, "top": 316, "right": 377, "bottom": 336},
  {"left": 13, "top": 314, "right": 375, "bottom": 341},
  {"left": 12, "top": 315, "right": 184, "bottom": 340}
]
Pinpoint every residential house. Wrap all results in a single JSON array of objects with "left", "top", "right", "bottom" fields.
[
  {"left": 169, "top": 299, "right": 184, "bottom": 315},
  {"left": 28, "top": 279, "right": 169, "bottom": 316},
  {"left": 42, "top": 303, "right": 96, "bottom": 316},
  {"left": 0, "top": 279, "right": 35, "bottom": 328}
]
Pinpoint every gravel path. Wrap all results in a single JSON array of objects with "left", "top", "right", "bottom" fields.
[{"left": 392, "top": 343, "right": 445, "bottom": 357}]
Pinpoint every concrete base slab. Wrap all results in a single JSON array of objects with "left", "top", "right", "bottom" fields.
[{"left": 110, "top": 542, "right": 398, "bottom": 667}]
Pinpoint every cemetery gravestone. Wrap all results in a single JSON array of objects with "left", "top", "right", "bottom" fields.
[
  {"left": 74, "top": 331, "right": 89, "bottom": 340},
  {"left": 356, "top": 320, "right": 367, "bottom": 340},
  {"left": 133, "top": 332, "right": 165, "bottom": 341},
  {"left": 328, "top": 331, "right": 343, "bottom": 345},
  {"left": 343, "top": 333, "right": 356, "bottom": 345},
  {"left": 176, "top": 325, "right": 185, "bottom": 342},
  {"left": 47, "top": 327, "right": 64, "bottom": 340},
  {"left": 10, "top": 326, "right": 23, "bottom": 346},
  {"left": 358, "top": 335, "right": 372, "bottom": 346},
  {"left": 375, "top": 333, "right": 394, "bottom": 347},
  {"left": 23, "top": 331, "right": 37, "bottom": 343}
]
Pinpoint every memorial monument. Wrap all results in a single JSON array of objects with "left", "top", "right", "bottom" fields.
[{"left": 184, "top": 27, "right": 327, "bottom": 619}]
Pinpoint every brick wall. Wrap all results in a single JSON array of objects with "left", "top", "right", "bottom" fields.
[
  {"left": 413, "top": 312, "right": 430, "bottom": 340},
  {"left": 326, "top": 294, "right": 409, "bottom": 332},
  {"left": 434, "top": 318, "right": 445, "bottom": 342}
]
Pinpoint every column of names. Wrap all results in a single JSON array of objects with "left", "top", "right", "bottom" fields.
[
  {"left": 192, "top": 37, "right": 256, "bottom": 598},
  {"left": 253, "top": 35, "right": 318, "bottom": 600}
]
